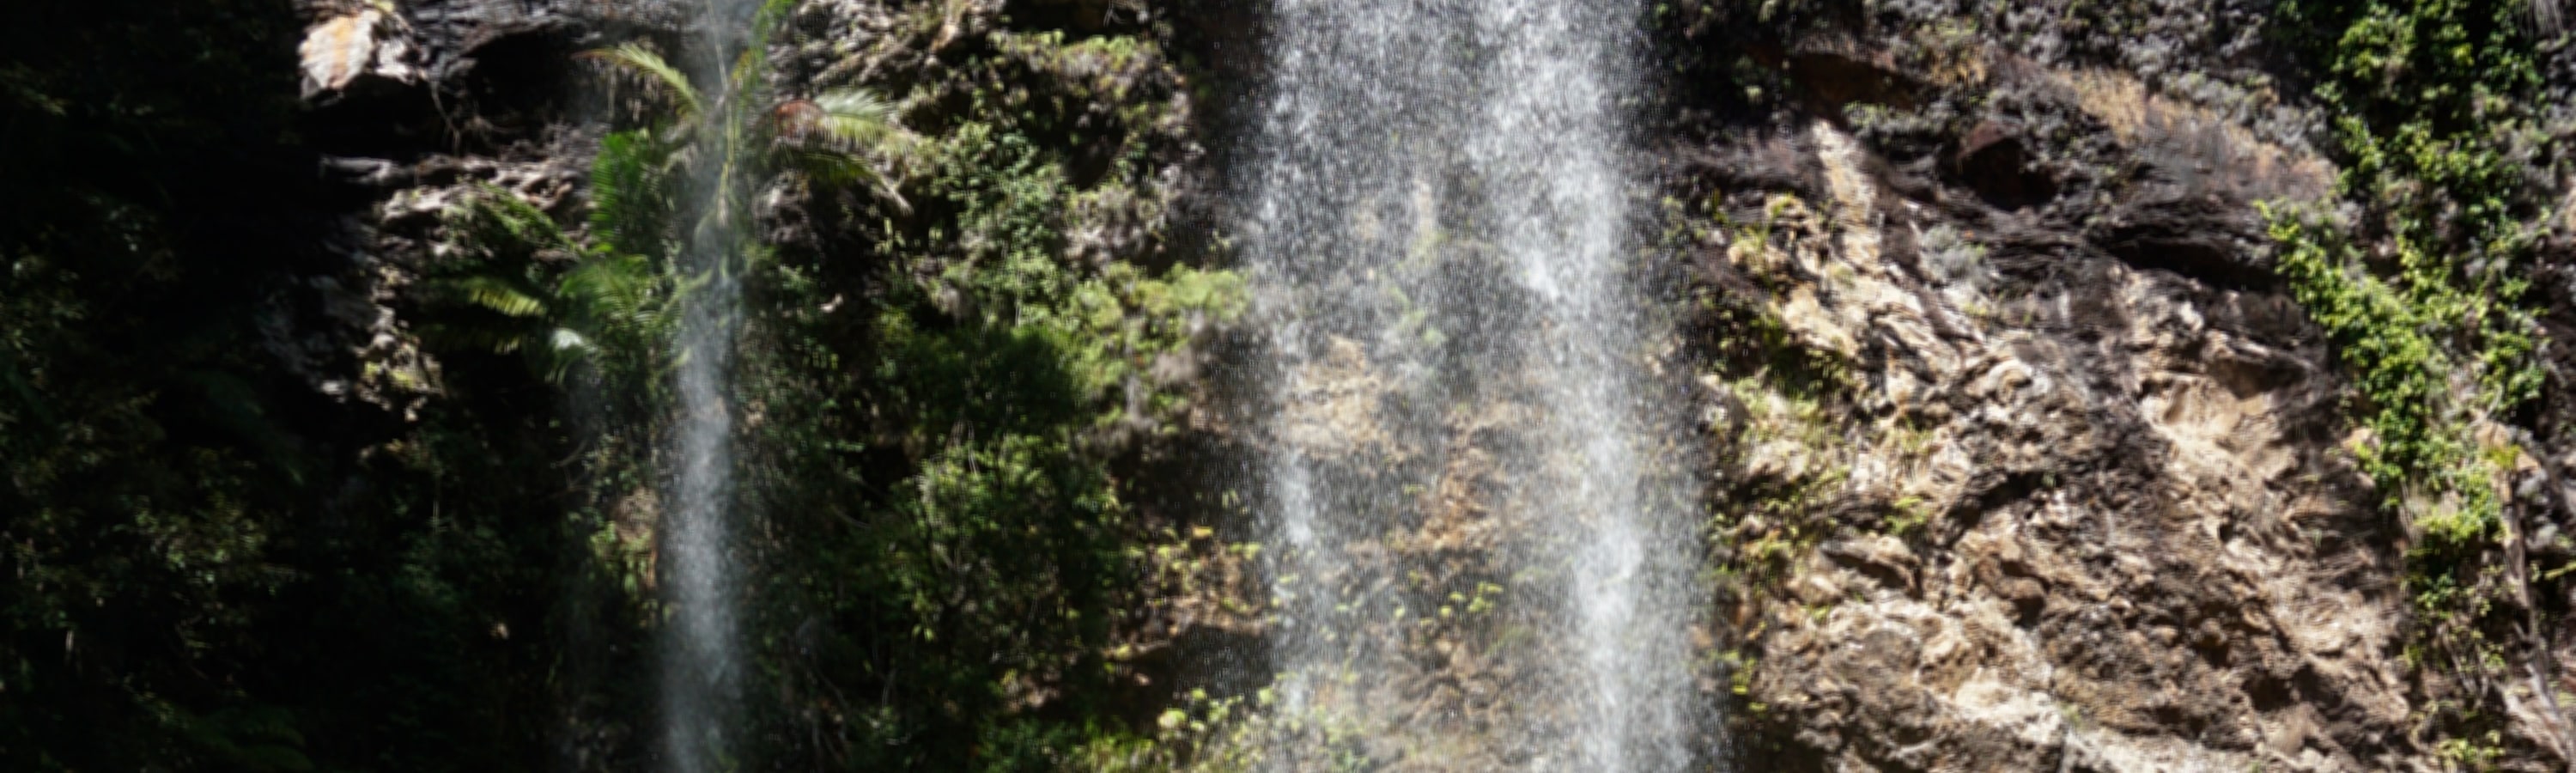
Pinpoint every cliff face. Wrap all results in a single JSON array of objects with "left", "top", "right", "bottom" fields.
[
  {"left": 1657, "top": 2, "right": 2576, "bottom": 770},
  {"left": 199, "top": 0, "right": 2576, "bottom": 770},
  {"left": 1684, "top": 99, "right": 2411, "bottom": 772}
]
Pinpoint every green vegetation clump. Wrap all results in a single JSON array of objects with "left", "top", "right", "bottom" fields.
[
  {"left": 2263, "top": 0, "right": 2555, "bottom": 559},
  {"left": 2264, "top": 0, "right": 2554, "bottom": 545},
  {"left": 2265, "top": 0, "right": 2568, "bottom": 753},
  {"left": 671, "top": 8, "right": 1246, "bottom": 770},
  {"left": 736, "top": 113, "right": 1243, "bottom": 771},
  {"left": 422, "top": 1, "right": 1254, "bottom": 764}
]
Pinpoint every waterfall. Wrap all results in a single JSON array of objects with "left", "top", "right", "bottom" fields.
[
  {"left": 663, "top": 0, "right": 755, "bottom": 770},
  {"left": 1245, "top": 0, "right": 1704, "bottom": 769}
]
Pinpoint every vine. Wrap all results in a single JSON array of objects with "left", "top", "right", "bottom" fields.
[{"left": 2266, "top": 0, "right": 2567, "bottom": 758}]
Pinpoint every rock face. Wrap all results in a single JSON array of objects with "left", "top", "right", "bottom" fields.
[
  {"left": 300, "top": 9, "right": 417, "bottom": 99},
  {"left": 1656, "top": 3, "right": 2571, "bottom": 771},
  {"left": 1692, "top": 119, "right": 2410, "bottom": 770},
  {"left": 284, "top": 0, "right": 677, "bottom": 416}
]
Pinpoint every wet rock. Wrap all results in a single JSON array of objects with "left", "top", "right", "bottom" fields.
[{"left": 1787, "top": 47, "right": 1922, "bottom": 110}]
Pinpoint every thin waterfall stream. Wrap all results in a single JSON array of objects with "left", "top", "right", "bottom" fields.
[
  {"left": 664, "top": 0, "right": 754, "bottom": 770},
  {"left": 1245, "top": 0, "right": 1704, "bottom": 769}
]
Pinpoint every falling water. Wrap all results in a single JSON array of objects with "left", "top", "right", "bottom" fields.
[
  {"left": 663, "top": 0, "right": 754, "bottom": 770},
  {"left": 1245, "top": 0, "right": 1702, "bottom": 769}
]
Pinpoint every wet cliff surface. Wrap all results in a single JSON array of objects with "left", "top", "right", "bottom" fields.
[{"left": 5, "top": 0, "right": 2573, "bottom": 770}]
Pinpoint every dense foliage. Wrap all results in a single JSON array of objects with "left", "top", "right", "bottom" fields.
[
  {"left": 434, "top": 1, "right": 1249, "bottom": 768},
  {"left": 726, "top": 15, "right": 1246, "bottom": 767},
  {"left": 0, "top": 1, "right": 608, "bottom": 770},
  {"left": 3, "top": 0, "right": 1238, "bottom": 770}
]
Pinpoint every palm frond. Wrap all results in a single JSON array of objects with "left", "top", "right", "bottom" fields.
[
  {"left": 811, "top": 88, "right": 900, "bottom": 148},
  {"left": 583, "top": 42, "right": 702, "bottom": 119},
  {"left": 775, "top": 88, "right": 911, "bottom": 213},
  {"left": 787, "top": 148, "right": 913, "bottom": 214}
]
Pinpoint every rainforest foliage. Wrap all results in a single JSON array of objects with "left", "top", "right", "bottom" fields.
[
  {"left": 0, "top": 2, "right": 543, "bottom": 770},
  {"left": 3, "top": 0, "right": 1237, "bottom": 770}
]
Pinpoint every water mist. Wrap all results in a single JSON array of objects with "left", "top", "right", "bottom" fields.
[{"left": 1244, "top": 0, "right": 1705, "bottom": 769}]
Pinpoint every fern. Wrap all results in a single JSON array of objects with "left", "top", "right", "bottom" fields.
[
  {"left": 559, "top": 252, "right": 681, "bottom": 345},
  {"left": 590, "top": 131, "right": 677, "bottom": 258},
  {"left": 448, "top": 273, "right": 550, "bottom": 319},
  {"left": 449, "top": 184, "right": 580, "bottom": 259},
  {"left": 433, "top": 188, "right": 687, "bottom": 385}
]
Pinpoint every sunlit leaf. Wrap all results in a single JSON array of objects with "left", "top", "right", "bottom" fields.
[{"left": 582, "top": 42, "right": 702, "bottom": 119}]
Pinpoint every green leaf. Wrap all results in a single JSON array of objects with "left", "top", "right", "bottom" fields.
[
  {"left": 812, "top": 88, "right": 900, "bottom": 147},
  {"left": 589, "top": 131, "right": 677, "bottom": 258},
  {"left": 582, "top": 42, "right": 702, "bottom": 119},
  {"left": 448, "top": 274, "right": 549, "bottom": 318}
]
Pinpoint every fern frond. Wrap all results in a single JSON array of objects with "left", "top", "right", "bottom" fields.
[
  {"left": 446, "top": 184, "right": 588, "bottom": 270},
  {"left": 549, "top": 327, "right": 595, "bottom": 355},
  {"left": 531, "top": 328, "right": 600, "bottom": 384},
  {"left": 417, "top": 322, "right": 537, "bottom": 356},
  {"left": 583, "top": 43, "right": 702, "bottom": 119},
  {"left": 449, "top": 274, "right": 550, "bottom": 318},
  {"left": 558, "top": 253, "right": 659, "bottom": 323},
  {"left": 590, "top": 131, "right": 676, "bottom": 257},
  {"left": 787, "top": 149, "right": 878, "bottom": 188}
]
